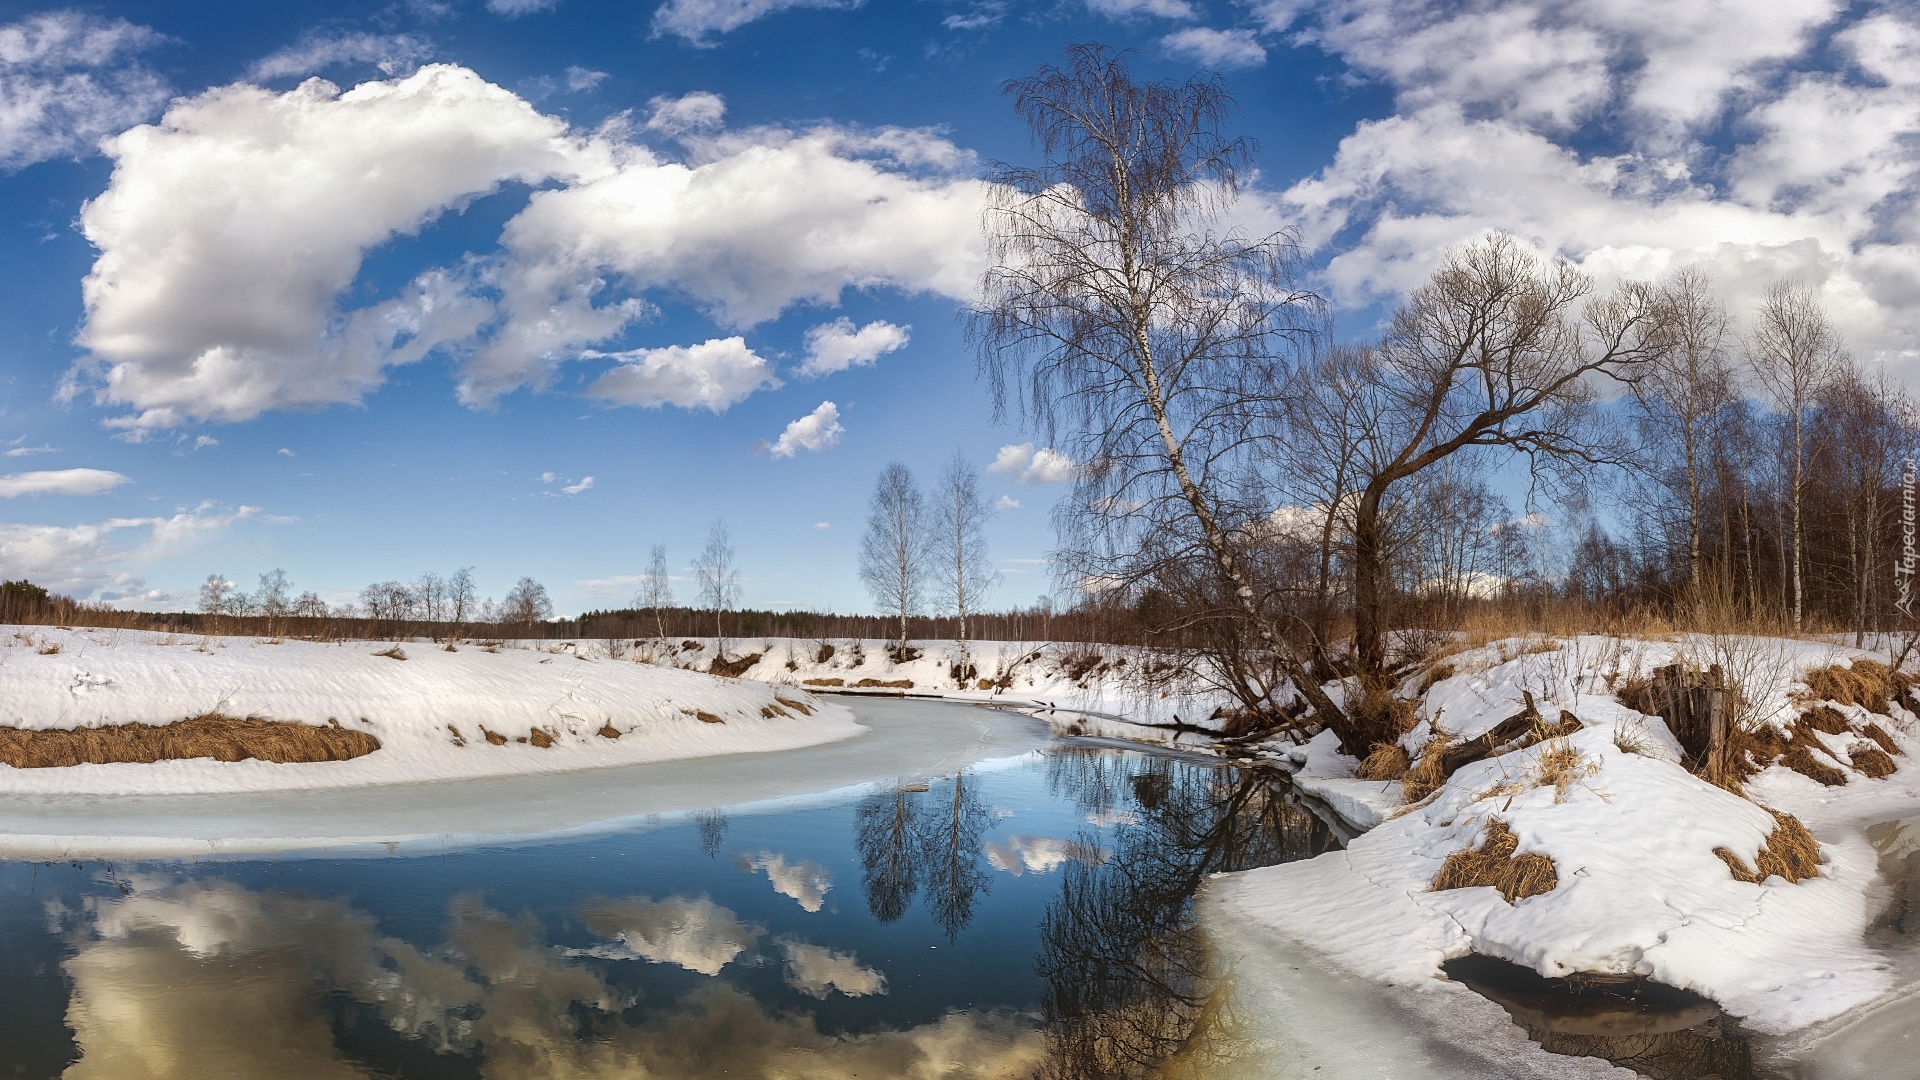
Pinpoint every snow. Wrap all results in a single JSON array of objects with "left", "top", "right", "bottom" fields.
[
  {"left": 1209, "top": 633, "right": 1920, "bottom": 1055},
  {"left": 0, "top": 624, "right": 863, "bottom": 795}
]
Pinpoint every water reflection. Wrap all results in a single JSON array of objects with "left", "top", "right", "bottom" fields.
[
  {"left": 852, "top": 773, "right": 995, "bottom": 937},
  {"left": 53, "top": 877, "right": 1042, "bottom": 1079},
  {"left": 1035, "top": 748, "right": 1339, "bottom": 1079}
]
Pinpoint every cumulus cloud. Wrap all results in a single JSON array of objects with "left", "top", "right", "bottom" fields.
[
  {"left": 72, "top": 65, "right": 589, "bottom": 432},
  {"left": 0, "top": 10, "right": 170, "bottom": 170},
  {"left": 586, "top": 337, "right": 778, "bottom": 411},
  {"left": 799, "top": 317, "right": 909, "bottom": 376},
  {"left": 0, "top": 502, "right": 255, "bottom": 598},
  {"left": 0, "top": 468, "right": 130, "bottom": 497},
  {"left": 988, "top": 443, "right": 1078, "bottom": 484},
  {"left": 1161, "top": 27, "right": 1266, "bottom": 69},
  {"left": 644, "top": 90, "right": 725, "bottom": 134},
  {"left": 742, "top": 851, "right": 833, "bottom": 911},
  {"left": 994, "top": 495, "right": 1020, "bottom": 510},
  {"left": 1268, "top": 0, "right": 1920, "bottom": 370},
  {"left": 780, "top": 940, "right": 887, "bottom": 998},
  {"left": 575, "top": 896, "right": 761, "bottom": 976},
  {"left": 767, "top": 401, "right": 844, "bottom": 458},
  {"left": 1088, "top": 0, "right": 1193, "bottom": 18},
  {"left": 565, "top": 65, "right": 608, "bottom": 91},
  {"left": 650, "top": 0, "right": 862, "bottom": 45},
  {"left": 246, "top": 32, "right": 433, "bottom": 81}
]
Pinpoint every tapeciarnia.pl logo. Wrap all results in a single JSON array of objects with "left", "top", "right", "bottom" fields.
[{"left": 1898, "top": 458, "right": 1917, "bottom": 619}]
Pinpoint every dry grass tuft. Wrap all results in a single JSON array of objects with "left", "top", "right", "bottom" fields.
[
  {"left": 1861, "top": 722, "right": 1900, "bottom": 755},
  {"left": 707, "top": 652, "right": 763, "bottom": 678},
  {"left": 1400, "top": 737, "right": 1451, "bottom": 802},
  {"left": 373, "top": 646, "right": 407, "bottom": 661},
  {"left": 760, "top": 704, "right": 789, "bottom": 719},
  {"left": 803, "top": 677, "right": 845, "bottom": 687},
  {"left": 1432, "top": 820, "right": 1558, "bottom": 902},
  {"left": 1356, "top": 742, "right": 1411, "bottom": 781},
  {"left": 774, "top": 696, "right": 813, "bottom": 716},
  {"left": 1532, "top": 739, "right": 1596, "bottom": 803},
  {"left": 1782, "top": 743, "right": 1849, "bottom": 786},
  {"left": 1715, "top": 810, "right": 1820, "bottom": 883},
  {"left": 1803, "top": 659, "right": 1909, "bottom": 714},
  {"left": 0, "top": 714, "right": 379, "bottom": 768},
  {"left": 1799, "top": 705, "right": 1851, "bottom": 734},
  {"left": 35, "top": 642, "right": 60, "bottom": 655},
  {"left": 694, "top": 710, "right": 725, "bottom": 724},
  {"left": 1851, "top": 746, "right": 1897, "bottom": 779},
  {"left": 855, "top": 678, "right": 914, "bottom": 689},
  {"left": 446, "top": 724, "right": 467, "bottom": 746},
  {"left": 527, "top": 728, "right": 555, "bottom": 748},
  {"left": 481, "top": 727, "right": 507, "bottom": 746},
  {"left": 1416, "top": 662, "right": 1456, "bottom": 696}
]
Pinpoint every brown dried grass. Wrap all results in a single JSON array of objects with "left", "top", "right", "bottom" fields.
[
  {"left": 527, "top": 727, "right": 555, "bottom": 748},
  {"left": 774, "top": 695, "right": 814, "bottom": 716},
  {"left": 803, "top": 678, "right": 844, "bottom": 687},
  {"left": 1861, "top": 722, "right": 1900, "bottom": 755},
  {"left": 1798, "top": 705, "right": 1851, "bottom": 734},
  {"left": 1782, "top": 743, "right": 1849, "bottom": 786},
  {"left": 481, "top": 727, "right": 507, "bottom": 746},
  {"left": 1432, "top": 820, "right": 1558, "bottom": 902},
  {"left": 1851, "top": 746, "right": 1897, "bottom": 779},
  {"left": 855, "top": 678, "right": 914, "bottom": 689},
  {"left": 1416, "top": 662, "right": 1456, "bottom": 696},
  {"left": 597, "top": 723, "right": 619, "bottom": 739},
  {"left": 1356, "top": 742, "right": 1411, "bottom": 781},
  {"left": 0, "top": 713, "right": 379, "bottom": 768},
  {"left": 1802, "top": 659, "right": 1907, "bottom": 714},
  {"left": 760, "top": 704, "right": 789, "bottom": 719},
  {"left": 708, "top": 652, "right": 763, "bottom": 678},
  {"left": 373, "top": 646, "right": 406, "bottom": 661},
  {"left": 1400, "top": 737, "right": 1451, "bottom": 802},
  {"left": 1714, "top": 810, "right": 1820, "bottom": 883},
  {"left": 694, "top": 710, "right": 725, "bottom": 724},
  {"left": 1531, "top": 739, "right": 1596, "bottom": 803}
]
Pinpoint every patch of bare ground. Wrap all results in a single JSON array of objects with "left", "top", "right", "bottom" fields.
[
  {"left": 1714, "top": 810, "right": 1820, "bottom": 883},
  {"left": 855, "top": 678, "right": 913, "bottom": 689},
  {"left": 0, "top": 714, "right": 379, "bottom": 767},
  {"left": 689, "top": 710, "right": 725, "bottom": 724},
  {"left": 707, "top": 653, "right": 763, "bottom": 678},
  {"left": 597, "top": 723, "right": 620, "bottom": 739},
  {"left": 774, "top": 696, "right": 813, "bottom": 715},
  {"left": 1432, "top": 820, "right": 1558, "bottom": 902},
  {"left": 373, "top": 646, "right": 406, "bottom": 660},
  {"left": 803, "top": 678, "right": 844, "bottom": 687}
]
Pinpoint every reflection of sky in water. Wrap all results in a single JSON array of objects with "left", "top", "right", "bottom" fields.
[{"left": 0, "top": 747, "right": 1332, "bottom": 1078}]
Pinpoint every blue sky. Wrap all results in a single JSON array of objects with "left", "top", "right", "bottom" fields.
[{"left": 0, "top": 0, "right": 1915, "bottom": 616}]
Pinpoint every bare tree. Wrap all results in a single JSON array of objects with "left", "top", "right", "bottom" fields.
[
  {"left": 1748, "top": 281, "right": 1844, "bottom": 631},
  {"left": 1330, "top": 236, "right": 1667, "bottom": 694},
  {"left": 931, "top": 452, "right": 998, "bottom": 664},
  {"left": 501, "top": 577, "right": 553, "bottom": 629},
  {"left": 970, "top": 44, "right": 1346, "bottom": 737},
  {"left": 1631, "top": 266, "right": 1735, "bottom": 589},
  {"left": 696, "top": 521, "right": 740, "bottom": 657},
  {"left": 447, "top": 567, "right": 477, "bottom": 642},
  {"left": 637, "top": 544, "right": 677, "bottom": 644},
  {"left": 199, "top": 574, "right": 233, "bottom": 617},
  {"left": 414, "top": 571, "right": 447, "bottom": 628},
  {"left": 859, "top": 463, "right": 931, "bottom": 651}
]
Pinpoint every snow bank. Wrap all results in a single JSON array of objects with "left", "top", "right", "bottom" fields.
[
  {"left": 0, "top": 625, "right": 861, "bottom": 794},
  {"left": 1215, "top": 634, "right": 1920, "bottom": 1040}
]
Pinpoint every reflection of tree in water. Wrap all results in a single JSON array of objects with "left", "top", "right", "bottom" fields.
[
  {"left": 853, "top": 774, "right": 993, "bottom": 935},
  {"left": 694, "top": 807, "right": 729, "bottom": 858},
  {"left": 1037, "top": 748, "right": 1337, "bottom": 1079}
]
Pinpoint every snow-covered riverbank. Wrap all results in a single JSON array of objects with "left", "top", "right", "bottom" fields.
[
  {"left": 0, "top": 625, "right": 861, "bottom": 794},
  {"left": 1206, "top": 633, "right": 1920, "bottom": 1074}
]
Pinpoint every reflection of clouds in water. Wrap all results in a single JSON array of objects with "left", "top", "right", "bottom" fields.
[
  {"left": 574, "top": 895, "right": 760, "bottom": 975},
  {"left": 1085, "top": 809, "right": 1138, "bottom": 828},
  {"left": 781, "top": 939, "right": 887, "bottom": 999},
  {"left": 740, "top": 850, "right": 833, "bottom": 912},
  {"left": 59, "top": 877, "right": 1043, "bottom": 1078},
  {"left": 981, "top": 835, "right": 1109, "bottom": 876}
]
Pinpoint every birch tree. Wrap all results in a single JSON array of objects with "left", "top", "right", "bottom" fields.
[
  {"left": 970, "top": 44, "right": 1348, "bottom": 740},
  {"left": 1631, "top": 267, "right": 1734, "bottom": 589},
  {"left": 636, "top": 544, "right": 676, "bottom": 644},
  {"left": 1748, "top": 281, "right": 1843, "bottom": 631},
  {"left": 931, "top": 452, "right": 998, "bottom": 662},
  {"left": 859, "top": 463, "right": 930, "bottom": 651},
  {"left": 696, "top": 522, "right": 740, "bottom": 657}
]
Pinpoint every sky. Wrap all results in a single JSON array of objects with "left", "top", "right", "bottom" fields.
[{"left": 0, "top": 0, "right": 1915, "bottom": 617}]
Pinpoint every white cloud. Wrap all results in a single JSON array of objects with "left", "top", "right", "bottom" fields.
[
  {"left": 565, "top": 66, "right": 607, "bottom": 91},
  {"left": 743, "top": 851, "right": 832, "bottom": 911},
  {"left": 644, "top": 91, "right": 725, "bottom": 135},
  {"left": 467, "top": 124, "right": 985, "bottom": 404},
  {"left": 650, "top": 0, "right": 862, "bottom": 45},
  {"left": 768, "top": 401, "right": 844, "bottom": 458},
  {"left": 4, "top": 443, "right": 55, "bottom": 457},
  {"left": 72, "top": 65, "right": 591, "bottom": 432},
  {"left": 575, "top": 896, "right": 761, "bottom": 976},
  {"left": 0, "top": 502, "right": 256, "bottom": 599},
  {"left": 1161, "top": 27, "right": 1266, "bottom": 69},
  {"left": 277, "top": 447, "right": 294, "bottom": 457},
  {"left": 488, "top": 0, "right": 561, "bottom": 16},
  {"left": 0, "top": 10, "right": 169, "bottom": 170},
  {"left": 994, "top": 495, "right": 1020, "bottom": 510},
  {"left": 587, "top": 337, "right": 778, "bottom": 411},
  {"left": 799, "top": 318, "right": 910, "bottom": 376},
  {"left": 988, "top": 443, "right": 1078, "bottom": 484},
  {"left": 813, "top": 520, "right": 830, "bottom": 529},
  {"left": 1271, "top": 1, "right": 1920, "bottom": 370},
  {"left": 564, "top": 476, "right": 594, "bottom": 494},
  {"left": 246, "top": 32, "right": 433, "bottom": 81},
  {"left": 780, "top": 940, "right": 886, "bottom": 998},
  {"left": 0, "top": 468, "right": 131, "bottom": 497},
  {"left": 1088, "top": 0, "right": 1193, "bottom": 18}
]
